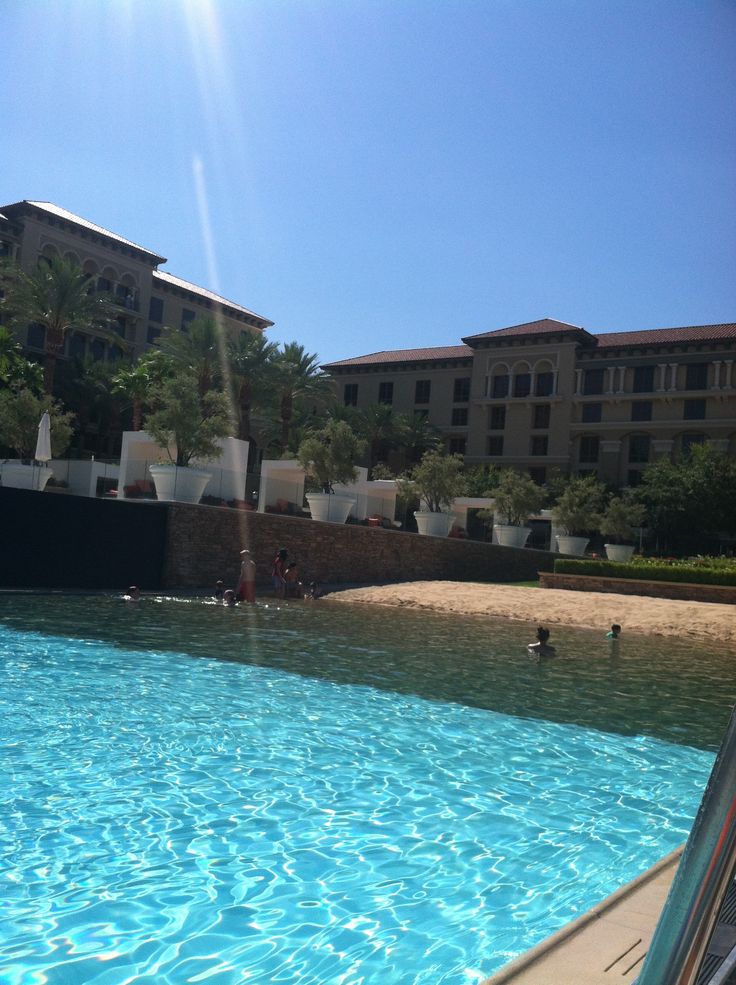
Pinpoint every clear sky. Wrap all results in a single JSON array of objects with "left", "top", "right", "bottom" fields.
[{"left": 3, "top": 0, "right": 735, "bottom": 364}]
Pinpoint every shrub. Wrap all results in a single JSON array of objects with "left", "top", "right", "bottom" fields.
[{"left": 553, "top": 558, "right": 736, "bottom": 587}]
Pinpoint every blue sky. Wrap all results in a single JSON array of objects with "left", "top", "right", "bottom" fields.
[{"left": 3, "top": 0, "right": 735, "bottom": 364}]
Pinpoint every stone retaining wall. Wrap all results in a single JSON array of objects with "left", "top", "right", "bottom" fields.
[
  {"left": 540, "top": 571, "right": 736, "bottom": 605},
  {"left": 162, "top": 504, "right": 557, "bottom": 589}
]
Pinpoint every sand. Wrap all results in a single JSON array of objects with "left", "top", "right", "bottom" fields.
[{"left": 327, "top": 581, "right": 736, "bottom": 646}]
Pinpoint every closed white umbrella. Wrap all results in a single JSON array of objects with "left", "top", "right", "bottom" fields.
[{"left": 35, "top": 411, "right": 52, "bottom": 463}]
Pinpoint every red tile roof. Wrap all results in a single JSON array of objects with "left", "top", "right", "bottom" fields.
[
  {"left": 596, "top": 323, "right": 736, "bottom": 347},
  {"left": 152, "top": 270, "right": 273, "bottom": 326},
  {"left": 324, "top": 345, "right": 473, "bottom": 369},
  {"left": 463, "top": 318, "right": 590, "bottom": 342},
  {"left": 6, "top": 201, "right": 167, "bottom": 262}
]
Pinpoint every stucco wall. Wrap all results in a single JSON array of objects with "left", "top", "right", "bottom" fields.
[{"left": 162, "top": 504, "right": 557, "bottom": 591}]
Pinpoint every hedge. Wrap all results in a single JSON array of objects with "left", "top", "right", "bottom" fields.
[{"left": 553, "top": 559, "right": 736, "bottom": 587}]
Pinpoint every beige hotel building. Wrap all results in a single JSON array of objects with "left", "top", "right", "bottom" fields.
[
  {"left": 0, "top": 200, "right": 273, "bottom": 366},
  {"left": 325, "top": 318, "right": 736, "bottom": 488}
]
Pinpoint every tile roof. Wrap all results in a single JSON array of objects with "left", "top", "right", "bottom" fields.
[
  {"left": 596, "top": 323, "right": 736, "bottom": 347},
  {"left": 152, "top": 270, "right": 273, "bottom": 325},
  {"left": 324, "top": 345, "right": 473, "bottom": 368},
  {"left": 463, "top": 318, "right": 589, "bottom": 342},
  {"left": 15, "top": 201, "right": 167, "bottom": 262}
]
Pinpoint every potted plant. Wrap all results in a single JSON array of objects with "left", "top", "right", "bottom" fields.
[
  {"left": 0, "top": 387, "right": 74, "bottom": 491},
  {"left": 399, "top": 450, "right": 466, "bottom": 537},
  {"left": 599, "top": 493, "right": 646, "bottom": 562},
  {"left": 297, "top": 420, "right": 366, "bottom": 523},
  {"left": 145, "top": 369, "right": 231, "bottom": 503},
  {"left": 552, "top": 474, "right": 606, "bottom": 555},
  {"left": 483, "top": 468, "right": 545, "bottom": 548}
]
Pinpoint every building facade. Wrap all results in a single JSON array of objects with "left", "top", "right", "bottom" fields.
[
  {"left": 0, "top": 200, "right": 273, "bottom": 367},
  {"left": 324, "top": 318, "right": 736, "bottom": 487}
]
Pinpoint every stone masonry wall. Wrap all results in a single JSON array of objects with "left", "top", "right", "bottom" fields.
[
  {"left": 540, "top": 571, "right": 736, "bottom": 605},
  {"left": 162, "top": 505, "right": 557, "bottom": 590}
]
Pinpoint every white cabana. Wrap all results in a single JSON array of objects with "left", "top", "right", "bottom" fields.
[
  {"left": 333, "top": 469, "right": 398, "bottom": 522},
  {"left": 257, "top": 460, "right": 306, "bottom": 514}
]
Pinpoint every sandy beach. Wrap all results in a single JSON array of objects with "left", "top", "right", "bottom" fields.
[{"left": 328, "top": 581, "right": 736, "bottom": 646}]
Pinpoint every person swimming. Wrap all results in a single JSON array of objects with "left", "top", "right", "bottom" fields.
[
  {"left": 527, "top": 626, "right": 556, "bottom": 660},
  {"left": 223, "top": 589, "right": 237, "bottom": 607},
  {"left": 122, "top": 585, "right": 141, "bottom": 601},
  {"left": 606, "top": 623, "right": 622, "bottom": 639}
]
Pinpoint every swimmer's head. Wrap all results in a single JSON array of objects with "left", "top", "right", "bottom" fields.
[
  {"left": 536, "top": 626, "right": 550, "bottom": 643},
  {"left": 223, "top": 589, "right": 236, "bottom": 606}
]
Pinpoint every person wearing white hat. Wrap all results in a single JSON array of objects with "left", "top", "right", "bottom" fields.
[{"left": 236, "top": 549, "right": 257, "bottom": 603}]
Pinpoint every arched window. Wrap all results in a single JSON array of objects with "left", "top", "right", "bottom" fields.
[
  {"left": 487, "top": 362, "right": 510, "bottom": 398},
  {"left": 534, "top": 359, "right": 555, "bottom": 397},
  {"left": 512, "top": 361, "right": 531, "bottom": 398}
]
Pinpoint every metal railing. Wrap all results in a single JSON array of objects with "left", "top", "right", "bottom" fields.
[{"left": 635, "top": 703, "right": 736, "bottom": 985}]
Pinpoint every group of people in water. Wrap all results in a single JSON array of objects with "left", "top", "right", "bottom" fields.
[
  {"left": 211, "top": 545, "right": 322, "bottom": 607},
  {"left": 527, "top": 622, "right": 621, "bottom": 661}
]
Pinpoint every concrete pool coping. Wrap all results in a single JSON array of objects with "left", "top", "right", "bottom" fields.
[{"left": 481, "top": 845, "right": 683, "bottom": 985}]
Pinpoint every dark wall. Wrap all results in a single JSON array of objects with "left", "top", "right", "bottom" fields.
[
  {"left": 0, "top": 488, "right": 167, "bottom": 590},
  {"left": 162, "top": 505, "right": 557, "bottom": 590}
]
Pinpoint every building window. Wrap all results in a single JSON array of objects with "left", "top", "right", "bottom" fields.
[
  {"left": 97, "top": 276, "right": 112, "bottom": 293},
  {"left": 530, "top": 435, "right": 548, "bottom": 456},
  {"left": 148, "top": 297, "right": 164, "bottom": 323},
  {"left": 528, "top": 467, "right": 546, "bottom": 485},
  {"left": 627, "top": 470, "right": 644, "bottom": 487},
  {"left": 449, "top": 437, "right": 466, "bottom": 455},
  {"left": 631, "top": 401, "right": 652, "bottom": 422},
  {"left": 451, "top": 407, "right": 468, "bottom": 427},
  {"left": 579, "top": 436, "right": 600, "bottom": 464},
  {"left": 536, "top": 371, "right": 554, "bottom": 396},
  {"left": 491, "top": 374, "right": 509, "bottom": 398},
  {"left": 181, "top": 308, "right": 196, "bottom": 332},
  {"left": 685, "top": 363, "right": 708, "bottom": 391},
  {"left": 683, "top": 398, "right": 706, "bottom": 421},
  {"left": 489, "top": 406, "right": 506, "bottom": 430},
  {"left": 453, "top": 377, "right": 470, "bottom": 402},
  {"left": 27, "top": 323, "right": 46, "bottom": 349},
  {"left": 113, "top": 316, "right": 127, "bottom": 338},
  {"left": 513, "top": 372, "right": 531, "bottom": 397},
  {"left": 583, "top": 368, "right": 605, "bottom": 395},
  {"left": 633, "top": 365, "right": 656, "bottom": 393},
  {"left": 69, "top": 333, "right": 86, "bottom": 360},
  {"left": 533, "top": 404, "right": 551, "bottom": 429},
  {"left": 487, "top": 435, "right": 504, "bottom": 456},
  {"left": 681, "top": 433, "right": 706, "bottom": 454},
  {"left": 628, "top": 434, "right": 650, "bottom": 464},
  {"left": 108, "top": 345, "right": 123, "bottom": 363},
  {"left": 582, "top": 402, "right": 602, "bottom": 423},
  {"left": 378, "top": 381, "right": 394, "bottom": 405},
  {"left": 90, "top": 338, "right": 106, "bottom": 362},
  {"left": 344, "top": 383, "right": 358, "bottom": 407},
  {"left": 147, "top": 325, "right": 161, "bottom": 344},
  {"left": 415, "top": 379, "right": 431, "bottom": 404}
]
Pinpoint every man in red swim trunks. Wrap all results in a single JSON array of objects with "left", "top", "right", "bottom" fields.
[{"left": 236, "top": 549, "right": 257, "bottom": 603}]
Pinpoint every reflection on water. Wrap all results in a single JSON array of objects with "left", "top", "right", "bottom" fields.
[{"left": 2, "top": 594, "right": 733, "bottom": 751}]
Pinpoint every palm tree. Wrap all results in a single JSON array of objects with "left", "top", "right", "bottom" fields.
[
  {"left": 394, "top": 411, "right": 442, "bottom": 466},
  {"left": 0, "top": 326, "right": 43, "bottom": 392},
  {"left": 272, "top": 342, "right": 334, "bottom": 453},
  {"left": 357, "top": 403, "right": 396, "bottom": 469},
  {"left": 156, "top": 316, "right": 224, "bottom": 398},
  {"left": 227, "top": 331, "right": 279, "bottom": 442},
  {"left": 112, "top": 351, "right": 170, "bottom": 431},
  {"left": 0, "top": 257, "right": 119, "bottom": 395}
]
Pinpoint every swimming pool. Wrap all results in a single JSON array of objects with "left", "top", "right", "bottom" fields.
[{"left": 1, "top": 596, "right": 732, "bottom": 984}]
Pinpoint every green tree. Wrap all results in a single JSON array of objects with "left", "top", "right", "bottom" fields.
[
  {"left": 272, "top": 342, "right": 334, "bottom": 453},
  {"left": 0, "top": 327, "right": 43, "bottom": 392},
  {"left": 488, "top": 469, "right": 546, "bottom": 526},
  {"left": 297, "top": 419, "right": 366, "bottom": 491},
  {"left": 0, "top": 387, "right": 74, "bottom": 459},
  {"left": 156, "top": 317, "right": 224, "bottom": 398},
  {"left": 357, "top": 403, "right": 396, "bottom": 468},
  {"left": 0, "top": 257, "right": 119, "bottom": 395},
  {"left": 112, "top": 351, "right": 170, "bottom": 432},
  {"left": 637, "top": 444, "right": 736, "bottom": 550},
  {"left": 393, "top": 411, "right": 442, "bottom": 466},
  {"left": 226, "top": 331, "right": 279, "bottom": 442},
  {"left": 552, "top": 474, "right": 607, "bottom": 535},
  {"left": 398, "top": 450, "right": 467, "bottom": 513},
  {"left": 145, "top": 368, "right": 231, "bottom": 468}
]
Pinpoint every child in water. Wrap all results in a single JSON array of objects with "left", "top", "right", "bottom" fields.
[
  {"left": 606, "top": 623, "right": 621, "bottom": 639},
  {"left": 527, "top": 626, "right": 556, "bottom": 660}
]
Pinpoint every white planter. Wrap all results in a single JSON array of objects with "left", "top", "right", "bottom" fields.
[
  {"left": 494, "top": 524, "right": 532, "bottom": 548},
  {"left": 306, "top": 492, "right": 356, "bottom": 523},
  {"left": 556, "top": 535, "right": 589, "bottom": 556},
  {"left": 414, "top": 510, "right": 454, "bottom": 537},
  {"left": 604, "top": 544, "right": 635, "bottom": 562},
  {"left": 149, "top": 464, "right": 212, "bottom": 504},
  {"left": 1, "top": 462, "right": 54, "bottom": 491}
]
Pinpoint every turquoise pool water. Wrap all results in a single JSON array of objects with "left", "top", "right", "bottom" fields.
[{"left": 1, "top": 596, "right": 733, "bottom": 984}]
